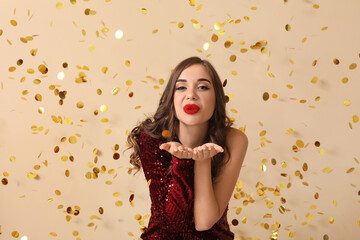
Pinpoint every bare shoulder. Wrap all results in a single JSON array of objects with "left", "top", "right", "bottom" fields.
[
  {"left": 226, "top": 127, "right": 248, "bottom": 148},
  {"left": 225, "top": 127, "right": 248, "bottom": 164}
]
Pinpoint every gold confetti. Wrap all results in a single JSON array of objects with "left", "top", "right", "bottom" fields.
[
  {"left": 211, "top": 34, "right": 218, "bottom": 42},
  {"left": 344, "top": 100, "right": 351, "bottom": 106},
  {"left": 313, "top": 4, "right": 320, "bottom": 9},
  {"left": 341, "top": 77, "right": 349, "bottom": 84},
  {"left": 141, "top": 8, "right": 147, "bottom": 14},
  {"left": 10, "top": 20, "right": 18, "bottom": 26},
  {"left": 88, "top": 44, "right": 96, "bottom": 52},
  {"left": 178, "top": 22, "right": 184, "bottom": 28},
  {"left": 263, "top": 92, "right": 269, "bottom": 101},
  {"left": 152, "top": 29, "right": 158, "bottom": 34},
  {"left": 115, "top": 30, "right": 123, "bottom": 39},
  {"left": 189, "top": 0, "right": 196, "bottom": 6},
  {"left": 111, "top": 87, "right": 120, "bottom": 95},
  {"left": 161, "top": 130, "right": 171, "bottom": 138},
  {"left": 296, "top": 140, "right": 304, "bottom": 148},
  {"left": 322, "top": 167, "right": 333, "bottom": 173},
  {"left": 285, "top": 24, "right": 291, "bottom": 31},
  {"left": 303, "top": 163, "right": 308, "bottom": 171},
  {"left": 27, "top": 172, "right": 37, "bottom": 179},
  {"left": 260, "top": 165, "right": 266, "bottom": 172},
  {"left": 10, "top": 155, "right": 16, "bottom": 162},
  {"left": 69, "top": 136, "right": 77, "bottom": 144},
  {"left": 100, "top": 104, "right": 108, "bottom": 112},
  {"left": 12, "top": 231, "right": 20, "bottom": 237},
  {"left": 203, "top": 42, "right": 210, "bottom": 50},
  {"left": 56, "top": 2, "right": 63, "bottom": 9},
  {"left": 349, "top": 63, "right": 357, "bottom": 70},
  {"left": 239, "top": 48, "right": 248, "bottom": 54},
  {"left": 353, "top": 115, "right": 359, "bottom": 123},
  {"left": 115, "top": 200, "right": 123, "bottom": 207},
  {"left": 346, "top": 168, "right": 355, "bottom": 174},
  {"left": 311, "top": 76, "right": 318, "bottom": 84}
]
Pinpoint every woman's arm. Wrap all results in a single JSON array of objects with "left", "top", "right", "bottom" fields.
[{"left": 193, "top": 128, "right": 248, "bottom": 231}]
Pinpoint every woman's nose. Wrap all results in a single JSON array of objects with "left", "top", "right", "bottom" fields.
[{"left": 186, "top": 88, "right": 198, "bottom": 100}]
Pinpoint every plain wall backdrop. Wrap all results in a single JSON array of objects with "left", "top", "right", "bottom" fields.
[{"left": 0, "top": 0, "right": 359, "bottom": 239}]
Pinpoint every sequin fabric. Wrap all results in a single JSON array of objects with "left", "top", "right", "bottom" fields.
[{"left": 137, "top": 131, "right": 234, "bottom": 240}]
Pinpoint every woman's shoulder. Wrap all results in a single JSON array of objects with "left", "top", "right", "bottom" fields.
[{"left": 225, "top": 127, "right": 248, "bottom": 151}]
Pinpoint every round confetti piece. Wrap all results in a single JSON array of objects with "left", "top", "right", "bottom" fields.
[
  {"left": 100, "top": 104, "right": 108, "bottom": 112},
  {"left": 115, "top": 30, "right": 123, "bottom": 39},
  {"left": 88, "top": 44, "right": 96, "bottom": 52},
  {"left": 344, "top": 100, "right": 351, "bottom": 106},
  {"left": 141, "top": 8, "right": 147, "bottom": 14},
  {"left": 69, "top": 136, "right": 77, "bottom": 144},
  {"left": 352, "top": 115, "right": 359, "bottom": 123},
  {"left": 203, "top": 42, "right": 210, "bottom": 51},
  {"left": 27, "top": 172, "right": 37, "bottom": 179},
  {"left": 211, "top": 34, "right": 218, "bottom": 42},
  {"left": 56, "top": 2, "right": 63, "bottom": 9},
  {"left": 1, "top": 178, "right": 8, "bottom": 185},
  {"left": 349, "top": 63, "right": 357, "bottom": 70},
  {"left": 341, "top": 77, "right": 348, "bottom": 83},
  {"left": 10, "top": 20, "right": 18, "bottom": 26},
  {"left": 263, "top": 92, "right": 269, "bottom": 101}
]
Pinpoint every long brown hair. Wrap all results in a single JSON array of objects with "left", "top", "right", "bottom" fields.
[{"left": 126, "top": 56, "right": 233, "bottom": 181}]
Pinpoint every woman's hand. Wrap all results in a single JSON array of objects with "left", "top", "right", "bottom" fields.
[
  {"left": 159, "top": 142, "right": 193, "bottom": 159},
  {"left": 160, "top": 142, "right": 223, "bottom": 161},
  {"left": 193, "top": 143, "right": 223, "bottom": 162}
]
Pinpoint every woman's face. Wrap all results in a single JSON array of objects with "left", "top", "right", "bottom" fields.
[{"left": 173, "top": 64, "right": 216, "bottom": 128}]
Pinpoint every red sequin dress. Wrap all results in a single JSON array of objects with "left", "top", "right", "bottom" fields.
[{"left": 137, "top": 131, "right": 234, "bottom": 240}]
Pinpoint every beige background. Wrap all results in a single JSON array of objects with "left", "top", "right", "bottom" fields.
[{"left": 1, "top": 0, "right": 360, "bottom": 239}]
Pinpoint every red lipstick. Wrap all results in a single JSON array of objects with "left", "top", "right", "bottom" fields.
[{"left": 183, "top": 104, "right": 200, "bottom": 114}]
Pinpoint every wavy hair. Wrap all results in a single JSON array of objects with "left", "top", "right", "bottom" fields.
[{"left": 126, "top": 56, "right": 233, "bottom": 181}]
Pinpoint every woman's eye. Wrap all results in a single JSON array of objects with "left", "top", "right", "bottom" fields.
[
  {"left": 199, "top": 85, "right": 209, "bottom": 90},
  {"left": 176, "top": 86, "right": 186, "bottom": 90}
]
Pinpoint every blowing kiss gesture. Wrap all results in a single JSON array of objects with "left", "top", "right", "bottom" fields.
[{"left": 159, "top": 142, "right": 224, "bottom": 161}]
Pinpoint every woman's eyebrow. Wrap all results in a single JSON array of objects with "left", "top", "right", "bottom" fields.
[{"left": 176, "top": 78, "right": 211, "bottom": 84}]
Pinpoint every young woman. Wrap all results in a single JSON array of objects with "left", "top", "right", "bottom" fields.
[{"left": 127, "top": 56, "right": 248, "bottom": 240}]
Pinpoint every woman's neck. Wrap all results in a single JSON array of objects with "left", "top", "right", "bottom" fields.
[{"left": 177, "top": 122, "right": 208, "bottom": 149}]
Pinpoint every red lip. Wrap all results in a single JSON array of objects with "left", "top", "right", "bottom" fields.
[{"left": 183, "top": 104, "right": 200, "bottom": 114}]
